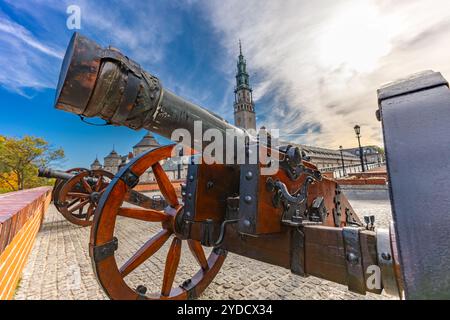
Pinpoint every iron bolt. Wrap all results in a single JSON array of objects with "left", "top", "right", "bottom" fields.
[
  {"left": 245, "top": 171, "right": 253, "bottom": 180},
  {"left": 244, "top": 195, "right": 252, "bottom": 204},
  {"left": 381, "top": 252, "right": 392, "bottom": 261},
  {"left": 346, "top": 253, "right": 359, "bottom": 265},
  {"left": 136, "top": 285, "right": 147, "bottom": 295}
]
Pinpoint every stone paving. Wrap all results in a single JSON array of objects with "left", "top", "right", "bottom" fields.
[{"left": 14, "top": 197, "right": 395, "bottom": 300}]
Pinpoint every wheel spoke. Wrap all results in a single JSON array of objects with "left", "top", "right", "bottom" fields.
[
  {"left": 187, "top": 240, "right": 209, "bottom": 271},
  {"left": 152, "top": 162, "right": 179, "bottom": 207},
  {"left": 69, "top": 199, "right": 90, "bottom": 213},
  {"left": 66, "top": 198, "right": 80, "bottom": 208},
  {"left": 67, "top": 192, "right": 90, "bottom": 198},
  {"left": 94, "top": 176, "right": 103, "bottom": 191},
  {"left": 119, "top": 229, "right": 171, "bottom": 277},
  {"left": 161, "top": 237, "right": 182, "bottom": 296},
  {"left": 117, "top": 207, "right": 169, "bottom": 222},
  {"left": 86, "top": 203, "right": 95, "bottom": 221},
  {"left": 81, "top": 178, "right": 93, "bottom": 193}
]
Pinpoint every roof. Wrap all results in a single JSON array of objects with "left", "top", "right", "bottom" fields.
[
  {"left": 279, "top": 141, "right": 358, "bottom": 160},
  {"left": 133, "top": 131, "right": 160, "bottom": 149},
  {"left": 105, "top": 149, "right": 121, "bottom": 159},
  {"left": 91, "top": 158, "right": 101, "bottom": 166},
  {"left": 341, "top": 146, "right": 382, "bottom": 155}
]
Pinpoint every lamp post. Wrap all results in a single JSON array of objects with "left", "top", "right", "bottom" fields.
[
  {"left": 364, "top": 149, "right": 369, "bottom": 170},
  {"left": 339, "top": 146, "right": 346, "bottom": 177},
  {"left": 354, "top": 125, "right": 365, "bottom": 172}
]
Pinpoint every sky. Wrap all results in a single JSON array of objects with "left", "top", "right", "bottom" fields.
[{"left": 0, "top": 0, "right": 449, "bottom": 169}]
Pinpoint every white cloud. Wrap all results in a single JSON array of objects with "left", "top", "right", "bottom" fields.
[
  {"left": 0, "top": 13, "right": 64, "bottom": 95},
  {"left": 203, "top": 0, "right": 450, "bottom": 148},
  {"left": 0, "top": 16, "right": 63, "bottom": 59}
]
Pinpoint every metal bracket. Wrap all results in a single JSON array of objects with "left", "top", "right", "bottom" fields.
[
  {"left": 290, "top": 227, "right": 308, "bottom": 277},
  {"left": 279, "top": 145, "right": 322, "bottom": 182},
  {"left": 120, "top": 169, "right": 140, "bottom": 189},
  {"left": 332, "top": 186, "right": 342, "bottom": 227},
  {"left": 308, "top": 196, "right": 327, "bottom": 223},
  {"left": 184, "top": 164, "right": 199, "bottom": 222},
  {"left": 92, "top": 237, "right": 118, "bottom": 262},
  {"left": 238, "top": 164, "right": 259, "bottom": 234},
  {"left": 185, "top": 218, "right": 238, "bottom": 247},
  {"left": 377, "top": 228, "right": 400, "bottom": 296},
  {"left": 342, "top": 227, "right": 366, "bottom": 294}
]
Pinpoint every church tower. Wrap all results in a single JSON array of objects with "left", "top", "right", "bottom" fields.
[{"left": 234, "top": 41, "right": 256, "bottom": 131}]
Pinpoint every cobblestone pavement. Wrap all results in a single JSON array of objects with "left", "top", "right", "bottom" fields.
[{"left": 14, "top": 197, "right": 395, "bottom": 300}]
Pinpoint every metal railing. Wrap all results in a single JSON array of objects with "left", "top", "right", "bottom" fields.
[{"left": 320, "top": 162, "right": 386, "bottom": 179}]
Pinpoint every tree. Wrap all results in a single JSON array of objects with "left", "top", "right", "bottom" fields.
[{"left": 0, "top": 135, "right": 64, "bottom": 192}]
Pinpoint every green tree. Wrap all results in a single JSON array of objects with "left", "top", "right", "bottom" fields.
[{"left": 0, "top": 135, "right": 64, "bottom": 192}]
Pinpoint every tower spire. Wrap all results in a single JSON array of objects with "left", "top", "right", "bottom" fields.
[{"left": 233, "top": 39, "right": 256, "bottom": 130}]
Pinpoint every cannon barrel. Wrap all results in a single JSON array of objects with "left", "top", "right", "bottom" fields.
[
  {"left": 38, "top": 167, "right": 75, "bottom": 180},
  {"left": 55, "top": 33, "right": 248, "bottom": 152}
]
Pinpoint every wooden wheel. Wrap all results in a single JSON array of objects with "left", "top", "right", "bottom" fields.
[
  {"left": 90, "top": 145, "right": 226, "bottom": 300},
  {"left": 53, "top": 168, "right": 88, "bottom": 212},
  {"left": 59, "top": 169, "right": 114, "bottom": 227}
]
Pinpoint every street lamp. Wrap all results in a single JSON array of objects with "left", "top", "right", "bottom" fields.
[
  {"left": 339, "top": 146, "right": 346, "bottom": 177},
  {"left": 354, "top": 125, "right": 366, "bottom": 172}
]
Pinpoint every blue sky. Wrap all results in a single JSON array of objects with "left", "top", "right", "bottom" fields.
[{"left": 1, "top": 0, "right": 450, "bottom": 169}]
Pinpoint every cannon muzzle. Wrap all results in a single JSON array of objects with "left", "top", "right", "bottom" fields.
[
  {"left": 55, "top": 33, "right": 247, "bottom": 151},
  {"left": 38, "top": 167, "right": 75, "bottom": 180}
]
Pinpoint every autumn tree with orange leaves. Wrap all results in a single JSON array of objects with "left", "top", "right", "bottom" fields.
[{"left": 0, "top": 135, "right": 64, "bottom": 193}]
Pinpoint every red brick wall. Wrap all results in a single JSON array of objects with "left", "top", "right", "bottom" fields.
[{"left": 0, "top": 187, "right": 51, "bottom": 300}]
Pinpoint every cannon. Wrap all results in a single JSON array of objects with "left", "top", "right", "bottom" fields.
[
  {"left": 39, "top": 167, "right": 114, "bottom": 226},
  {"left": 53, "top": 32, "right": 450, "bottom": 300},
  {"left": 38, "top": 167, "right": 166, "bottom": 227}
]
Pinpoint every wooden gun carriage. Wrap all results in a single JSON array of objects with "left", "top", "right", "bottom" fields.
[{"left": 50, "top": 33, "right": 450, "bottom": 300}]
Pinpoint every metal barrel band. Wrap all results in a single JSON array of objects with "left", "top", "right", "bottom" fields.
[
  {"left": 110, "top": 72, "right": 142, "bottom": 125},
  {"left": 100, "top": 48, "right": 143, "bottom": 78},
  {"left": 342, "top": 227, "right": 366, "bottom": 294}
]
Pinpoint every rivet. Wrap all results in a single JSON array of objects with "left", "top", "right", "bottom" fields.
[
  {"left": 189, "top": 175, "right": 194, "bottom": 181},
  {"left": 243, "top": 220, "right": 251, "bottom": 227},
  {"left": 187, "top": 193, "right": 192, "bottom": 200},
  {"left": 185, "top": 211, "right": 191, "bottom": 217},
  {"left": 245, "top": 171, "right": 253, "bottom": 180},
  {"left": 381, "top": 252, "right": 391, "bottom": 261},
  {"left": 244, "top": 195, "right": 252, "bottom": 204},
  {"left": 346, "top": 253, "right": 359, "bottom": 265}
]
